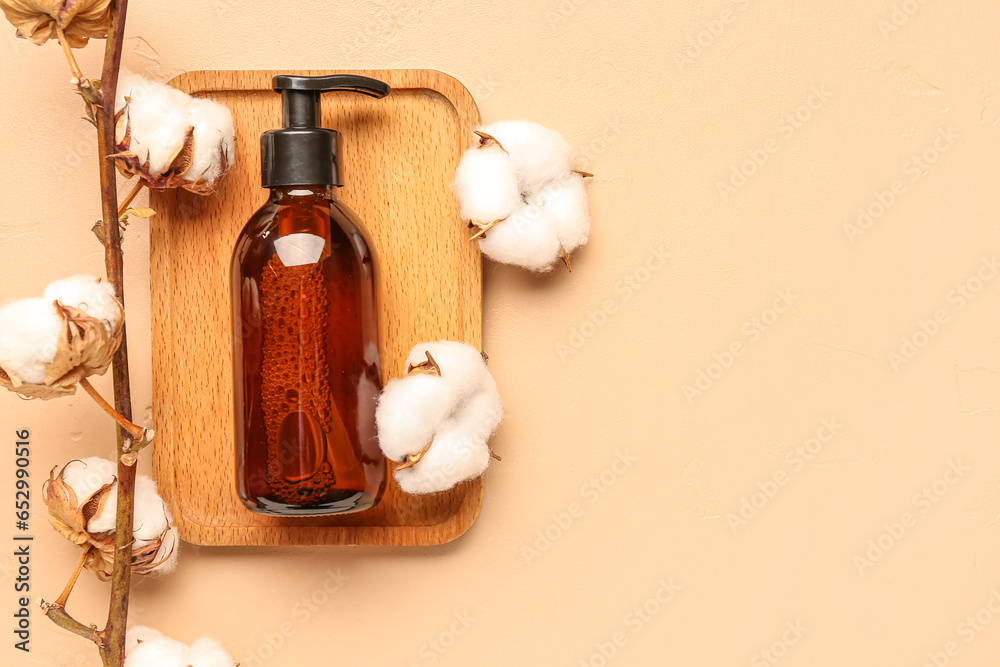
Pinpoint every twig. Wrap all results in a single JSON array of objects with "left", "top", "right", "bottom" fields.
[
  {"left": 54, "top": 26, "right": 84, "bottom": 80},
  {"left": 117, "top": 180, "right": 146, "bottom": 220},
  {"left": 94, "top": 2, "right": 135, "bottom": 666},
  {"left": 55, "top": 547, "right": 90, "bottom": 607},
  {"left": 78, "top": 378, "right": 145, "bottom": 442},
  {"left": 41, "top": 601, "right": 102, "bottom": 647}
]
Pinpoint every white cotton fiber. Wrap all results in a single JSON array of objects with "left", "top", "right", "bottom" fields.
[
  {"left": 452, "top": 147, "right": 522, "bottom": 223},
  {"left": 186, "top": 96, "right": 236, "bottom": 183},
  {"left": 403, "top": 341, "right": 491, "bottom": 400},
  {"left": 532, "top": 173, "right": 591, "bottom": 253},
  {"left": 188, "top": 638, "right": 238, "bottom": 667},
  {"left": 123, "top": 634, "right": 189, "bottom": 667},
  {"left": 131, "top": 475, "right": 171, "bottom": 543},
  {"left": 478, "top": 204, "right": 563, "bottom": 272},
  {"left": 149, "top": 525, "right": 180, "bottom": 575},
  {"left": 395, "top": 427, "right": 492, "bottom": 495},
  {"left": 117, "top": 72, "right": 195, "bottom": 177},
  {"left": 0, "top": 297, "right": 62, "bottom": 384},
  {"left": 43, "top": 275, "right": 121, "bottom": 334},
  {"left": 377, "top": 374, "right": 457, "bottom": 461},
  {"left": 124, "top": 630, "right": 237, "bottom": 667},
  {"left": 478, "top": 120, "right": 573, "bottom": 194},
  {"left": 379, "top": 342, "right": 496, "bottom": 461},
  {"left": 125, "top": 626, "right": 167, "bottom": 654},
  {"left": 394, "top": 381, "right": 502, "bottom": 495},
  {"left": 61, "top": 457, "right": 117, "bottom": 508}
]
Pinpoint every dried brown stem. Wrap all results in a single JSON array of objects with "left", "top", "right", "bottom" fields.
[
  {"left": 78, "top": 378, "right": 145, "bottom": 442},
  {"left": 41, "top": 601, "right": 102, "bottom": 647},
  {"left": 95, "top": 2, "right": 134, "bottom": 666},
  {"left": 54, "top": 26, "right": 84, "bottom": 80},
  {"left": 117, "top": 180, "right": 145, "bottom": 220},
  {"left": 55, "top": 547, "right": 90, "bottom": 607}
]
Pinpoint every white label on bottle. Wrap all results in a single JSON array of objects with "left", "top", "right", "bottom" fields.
[{"left": 274, "top": 233, "right": 326, "bottom": 267}]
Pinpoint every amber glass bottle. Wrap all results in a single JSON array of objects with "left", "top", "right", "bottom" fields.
[{"left": 231, "top": 75, "right": 390, "bottom": 515}]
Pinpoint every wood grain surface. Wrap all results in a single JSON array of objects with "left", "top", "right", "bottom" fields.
[{"left": 149, "top": 70, "right": 483, "bottom": 546}]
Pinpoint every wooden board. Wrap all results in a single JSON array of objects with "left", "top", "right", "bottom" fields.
[{"left": 149, "top": 70, "right": 482, "bottom": 546}]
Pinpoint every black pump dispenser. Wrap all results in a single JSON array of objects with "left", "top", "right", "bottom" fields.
[{"left": 261, "top": 74, "right": 391, "bottom": 188}]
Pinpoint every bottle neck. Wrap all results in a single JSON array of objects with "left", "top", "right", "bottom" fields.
[
  {"left": 271, "top": 186, "right": 336, "bottom": 243},
  {"left": 269, "top": 185, "right": 338, "bottom": 204}
]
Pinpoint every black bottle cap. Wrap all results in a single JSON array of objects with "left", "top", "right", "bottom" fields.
[{"left": 261, "top": 74, "right": 391, "bottom": 188}]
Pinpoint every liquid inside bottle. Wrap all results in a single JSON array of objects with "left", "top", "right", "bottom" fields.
[{"left": 232, "top": 186, "right": 386, "bottom": 515}]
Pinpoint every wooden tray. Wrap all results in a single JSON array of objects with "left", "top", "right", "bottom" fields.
[{"left": 149, "top": 70, "right": 482, "bottom": 546}]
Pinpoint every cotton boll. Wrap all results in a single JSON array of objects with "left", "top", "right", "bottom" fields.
[
  {"left": 478, "top": 120, "right": 573, "bottom": 194},
  {"left": 188, "top": 637, "right": 238, "bottom": 667},
  {"left": 43, "top": 275, "right": 121, "bottom": 333},
  {"left": 60, "top": 458, "right": 117, "bottom": 510},
  {"left": 0, "top": 298, "right": 62, "bottom": 384},
  {"left": 382, "top": 340, "right": 502, "bottom": 495},
  {"left": 186, "top": 97, "right": 236, "bottom": 184},
  {"left": 452, "top": 147, "right": 522, "bottom": 223},
  {"left": 115, "top": 72, "right": 235, "bottom": 194},
  {"left": 376, "top": 374, "right": 457, "bottom": 461},
  {"left": 532, "top": 173, "right": 590, "bottom": 253},
  {"left": 123, "top": 635, "right": 189, "bottom": 667},
  {"left": 478, "top": 204, "right": 563, "bottom": 272},
  {"left": 86, "top": 472, "right": 178, "bottom": 575}
]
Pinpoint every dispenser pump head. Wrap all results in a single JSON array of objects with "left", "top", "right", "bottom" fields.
[{"left": 261, "top": 74, "right": 390, "bottom": 189}]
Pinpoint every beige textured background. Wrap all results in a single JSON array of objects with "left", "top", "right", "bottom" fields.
[{"left": 2, "top": 1, "right": 1000, "bottom": 665}]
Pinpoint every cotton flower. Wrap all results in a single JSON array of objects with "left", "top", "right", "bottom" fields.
[
  {"left": 376, "top": 341, "right": 502, "bottom": 494},
  {"left": 44, "top": 457, "right": 179, "bottom": 579},
  {"left": 113, "top": 72, "right": 235, "bottom": 195},
  {"left": 452, "top": 120, "right": 591, "bottom": 272},
  {"left": 0, "top": 275, "right": 123, "bottom": 399},
  {"left": 125, "top": 627, "right": 237, "bottom": 667},
  {"left": 0, "top": 0, "right": 112, "bottom": 47}
]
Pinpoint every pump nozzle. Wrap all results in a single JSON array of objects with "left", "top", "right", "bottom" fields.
[{"left": 262, "top": 74, "right": 391, "bottom": 188}]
